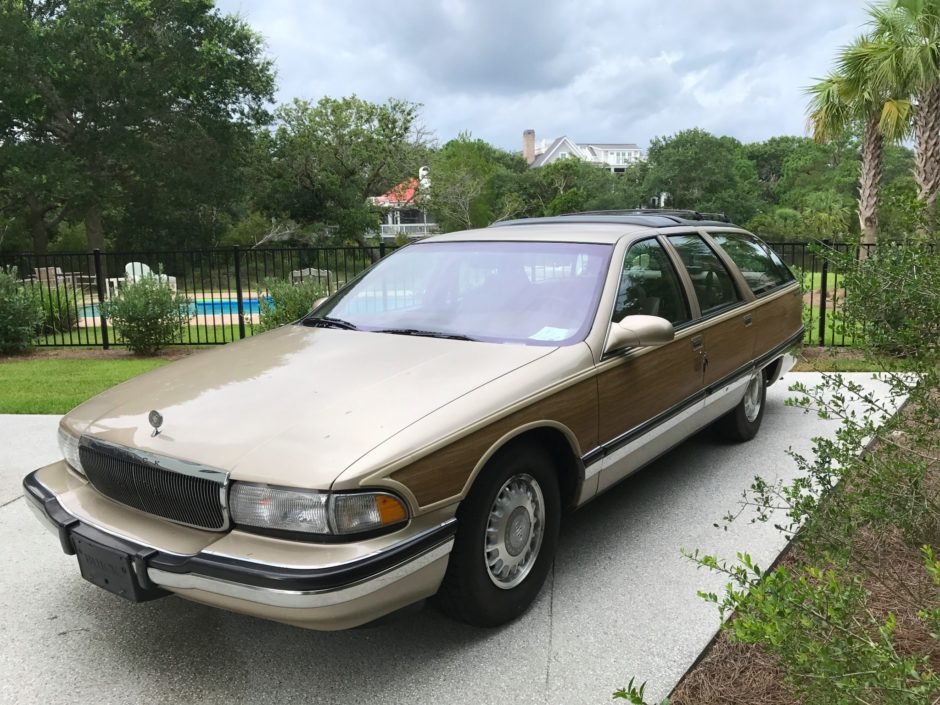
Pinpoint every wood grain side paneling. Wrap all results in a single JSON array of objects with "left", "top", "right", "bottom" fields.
[
  {"left": 391, "top": 379, "right": 598, "bottom": 507},
  {"left": 596, "top": 337, "right": 701, "bottom": 443},
  {"left": 702, "top": 311, "right": 755, "bottom": 387},
  {"left": 752, "top": 286, "right": 803, "bottom": 356}
]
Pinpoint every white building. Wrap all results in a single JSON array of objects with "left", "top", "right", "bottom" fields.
[{"left": 523, "top": 130, "right": 644, "bottom": 173}]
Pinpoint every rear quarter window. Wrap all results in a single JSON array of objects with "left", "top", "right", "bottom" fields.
[{"left": 710, "top": 232, "right": 795, "bottom": 296}]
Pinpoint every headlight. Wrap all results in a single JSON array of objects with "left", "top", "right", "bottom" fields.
[
  {"left": 229, "top": 483, "right": 409, "bottom": 539},
  {"left": 58, "top": 426, "right": 84, "bottom": 476}
]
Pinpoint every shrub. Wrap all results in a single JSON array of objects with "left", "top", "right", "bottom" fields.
[
  {"left": 39, "top": 283, "right": 80, "bottom": 334},
  {"left": 0, "top": 267, "right": 43, "bottom": 353},
  {"left": 258, "top": 277, "right": 326, "bottom": 332},
  {"left": 101, "top": 277, "right": 190, "bottom": 355}
]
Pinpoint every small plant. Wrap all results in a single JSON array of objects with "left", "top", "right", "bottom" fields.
[
  {"left": 101, "top": 277, "right": 190, "bottom": 355},
  {"left": 0, "top": 266, "right": 43, "bottom": 353},
  {"left": 258, "top": 277, "right": 326, "bottom": 332},
  {"left": 39, "top": 283, "right": 80, "bottom": 334}
]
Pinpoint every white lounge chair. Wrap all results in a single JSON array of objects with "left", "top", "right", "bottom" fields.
[{"left": 125, "top": 262, "right": 177, "bottom": 291}]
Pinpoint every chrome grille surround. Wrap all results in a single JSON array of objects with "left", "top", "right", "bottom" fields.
[{"left": 77, "top": 437, "right": 230, "bottom": 531}]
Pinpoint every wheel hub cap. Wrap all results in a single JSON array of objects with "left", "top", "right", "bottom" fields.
[
  {"left": 484, "top": 473, "right": 545, "bottom": 589},
  {"left": 744, "top": 375, "right": 762, "bottom": 422}
]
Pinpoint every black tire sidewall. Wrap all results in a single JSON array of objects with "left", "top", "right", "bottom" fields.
[
  {"left": 733, "top": 373, "right": 766, "bottom": 441},
  {"left": 444, "top": 442, "right": 561, "bottom": 627}
]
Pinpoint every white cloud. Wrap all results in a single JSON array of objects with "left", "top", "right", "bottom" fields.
[{"left": 215, "top": 0, "right": 871, "bottom": 151}]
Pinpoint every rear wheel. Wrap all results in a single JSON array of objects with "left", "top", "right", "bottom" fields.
[
  {"left": 715, "top": 371, "right": 766, "bottom": 442},
  {"left": 437, "top": 442, "right": 560, "bottom": 627}
]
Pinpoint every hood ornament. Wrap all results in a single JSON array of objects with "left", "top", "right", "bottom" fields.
[{"left": 148, "top": 410, "right": 164, "bottom": 437}]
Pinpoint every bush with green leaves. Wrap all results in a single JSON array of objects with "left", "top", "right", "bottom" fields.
[
  {"left": 257, "top": 277, "right": 326, "bottom": 332},
  {"left": 38, "top": 283, "right": 80, "bottom": 334},
  {"left": 101, "top": 277, "right": 190, "bottom": 355},
  {"left": 0, "top": 267, "right": 43, "bottom": 353}
]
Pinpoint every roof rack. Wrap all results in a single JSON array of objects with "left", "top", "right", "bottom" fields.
[{"left": 567, "top": 209, "right": 731, "bottom": 223}]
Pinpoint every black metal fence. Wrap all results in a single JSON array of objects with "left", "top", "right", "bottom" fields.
[
  {"left": 0, "top": 240, "right": 867, "bottom": 349},
  {"left": 0, "top": 244, "right": 391, "bottom": 348}
]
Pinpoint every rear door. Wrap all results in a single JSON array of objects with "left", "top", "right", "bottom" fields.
[{"left": 664, "top": 233, "right": 755, "bottom": 390}]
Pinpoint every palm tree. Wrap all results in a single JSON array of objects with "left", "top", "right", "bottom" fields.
[
  {"left": 865, "top": 0, "right": 940, "bottom": 223},
  {"left": 806, "top": 36, "right": 911, "bottom": 251}
]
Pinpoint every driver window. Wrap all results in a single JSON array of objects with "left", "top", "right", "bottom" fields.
[{"left": 613, "top": 239, "right": 690, "bottom": 326}]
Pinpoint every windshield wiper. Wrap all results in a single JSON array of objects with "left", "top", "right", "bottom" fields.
[
  {"left": 375, "top": 328, "right": 476, "bottom": 341},
  {"left": 302, "top": 316, "right": 358, "bottom": 330}
]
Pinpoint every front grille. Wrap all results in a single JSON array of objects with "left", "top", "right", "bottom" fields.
[{"left": 79, "top": 440, "right": 228, "bottom": 531}]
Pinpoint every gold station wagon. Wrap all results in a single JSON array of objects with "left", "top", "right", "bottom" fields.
[{"left": 24, "top": 211, "right": 802, "bottom": 630}]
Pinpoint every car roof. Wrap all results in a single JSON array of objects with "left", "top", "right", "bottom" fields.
[{"left": 420, "top": 211, "right": 743, "bottom": 246}]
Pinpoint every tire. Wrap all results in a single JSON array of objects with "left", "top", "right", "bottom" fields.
[
  {"left": 436, "top": 441, "right": 561, "bottom": 627},
  {"left": 715, "top": 371, "right": 766, "bottom": 442}
]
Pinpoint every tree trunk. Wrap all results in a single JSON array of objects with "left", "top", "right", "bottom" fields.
[
  {"left": 913, "top": 81, "right": 940, "bottom": 231},
  {"left": 84, "top": 203, "right": 105, "bottom": 251},
  {"left": 857, "top": 116, "right": 883, "bottom": 261},
  {"left": 23, "top": 198, "right": 49, "bottom": 255},
  {"left": 27, "top": 211, "right": 49, "bottom": 255}
]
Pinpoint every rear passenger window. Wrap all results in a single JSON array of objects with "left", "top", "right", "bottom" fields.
[
  {"left": 710, "top": 232, "right": 795, "bottom": 296},
  {"left": 666, "top": 234, "right": 742, "bottom": 315},
  {"left": 614, "top": 239, "right": 690, "bottom": 326}
]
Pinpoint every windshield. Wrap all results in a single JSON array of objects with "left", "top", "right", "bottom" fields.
[{"left": 311, "top": 241, "right": 613, "bottom": 346}]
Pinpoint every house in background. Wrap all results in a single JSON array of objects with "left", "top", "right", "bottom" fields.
[
  {"left": 523, "top": 129, "right": 644, "bottom": 173},
  {"left": 369, "top": 166, "right": 439, "bottom": 241}
]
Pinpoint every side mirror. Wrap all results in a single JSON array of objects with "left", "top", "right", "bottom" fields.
[
  {"left": 604, "top": 315, "right": 674, "bottom": 354},
  {"left": 311, "top": 297, "right": 328, "bottom": 311}
]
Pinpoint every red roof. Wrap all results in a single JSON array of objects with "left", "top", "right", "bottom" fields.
[{"left": 372, "top": 178, "right": 418, "bottom": 206}]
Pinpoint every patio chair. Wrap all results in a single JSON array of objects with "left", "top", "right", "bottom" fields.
[
  {"left": 34, "top": 266, "right": 65, "bottom": 286},
  {"left": 125, "top": 262, "right": 178, "bottom": 291},
  {"left": 290, "top": 267, "right": 333, "bottom": 285}
]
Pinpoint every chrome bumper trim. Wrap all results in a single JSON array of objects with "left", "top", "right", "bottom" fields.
[{"left": 148, "top": 539, "right": 454, "bottom": 608}]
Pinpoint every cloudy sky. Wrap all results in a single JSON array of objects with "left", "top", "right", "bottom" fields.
[{"left": 215, "top": 0, "right": 871, "bottom": 152}]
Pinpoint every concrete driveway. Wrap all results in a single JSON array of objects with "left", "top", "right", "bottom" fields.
[{"left": 0, "top": 373, "right": 899, "bottom": 705}]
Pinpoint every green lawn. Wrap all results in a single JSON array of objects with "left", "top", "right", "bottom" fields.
[{"left": 0, "top": 358, "right": 169, "bottom": 414}]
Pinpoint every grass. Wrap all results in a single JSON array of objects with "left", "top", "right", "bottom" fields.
[{"left": 0, "top": 358, "right": 169, "bottom": 413}]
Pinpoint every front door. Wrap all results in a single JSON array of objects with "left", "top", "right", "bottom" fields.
[{"left": 594, "top": 237, "right": 702, "bottom": 492}]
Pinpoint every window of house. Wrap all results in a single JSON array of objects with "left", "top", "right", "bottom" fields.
[
  {"left": 666, "top": 234, "right": 742, "bottom": 315},
  {"left": 710, "top": 232, "right": 795, "bottom": 296},
  {"left": 613, "top": 238, "right": 690, "bottom": 326}
]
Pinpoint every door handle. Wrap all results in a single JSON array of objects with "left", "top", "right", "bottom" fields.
[
  {"left": 691, "top": 334, "right": 704, "bottom": 351},
  {"left": 743, "top": 314, "right": 753, "bottom": 327}
]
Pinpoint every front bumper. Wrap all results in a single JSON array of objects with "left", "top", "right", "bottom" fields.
[{"left": 24, "top": 468, "right": 455, "bottom": 629}]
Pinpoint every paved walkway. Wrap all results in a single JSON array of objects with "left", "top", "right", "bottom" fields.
[{"left": 0, "top": 373, "right": 899, "bottom": 705}]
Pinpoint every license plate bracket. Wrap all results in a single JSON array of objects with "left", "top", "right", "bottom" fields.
[{"left": 72, "top": 533, "right": 163, "bottom": 602}]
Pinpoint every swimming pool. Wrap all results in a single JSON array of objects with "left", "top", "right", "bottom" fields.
[{"left": 80, "top": 298, "right": 266, "bottom": 318}]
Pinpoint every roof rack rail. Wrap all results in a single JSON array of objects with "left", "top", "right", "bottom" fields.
[{"left": 564, "top": 209, "right": 731, "bottom": 223}]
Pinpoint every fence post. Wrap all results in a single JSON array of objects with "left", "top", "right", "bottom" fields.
[
  {"left": 233, "top": 245, "right": 246, "bottom": 340},
  {"left": 379, "top": 240, "right": 387, "bottom": 259},
  {"left": 817, "top": 239, "right": 830, "bottom": 346},
  {"left": 93, "top": 248, "right": 110, "bottom": 350}
]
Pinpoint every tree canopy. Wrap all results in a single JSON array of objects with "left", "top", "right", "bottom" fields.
[{"left": 0, "top": 0, "right": 274, "bottom": 252}]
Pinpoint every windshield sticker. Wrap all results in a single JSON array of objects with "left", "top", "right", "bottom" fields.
[{"left": 529, "top": 326, "right": 570, "bottom": 341}]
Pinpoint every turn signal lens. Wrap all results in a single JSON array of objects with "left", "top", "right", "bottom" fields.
[{"left": 332, "top": 493, "right": 409, "bottom": 534}]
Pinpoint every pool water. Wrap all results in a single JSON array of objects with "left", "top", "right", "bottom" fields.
[{"left": 80, "top": 298, "right": 266, "bottom": 318}]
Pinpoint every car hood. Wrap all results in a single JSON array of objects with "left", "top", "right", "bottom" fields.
[{"left": 64, "top": 325, "right": 557, "bottom": 489}]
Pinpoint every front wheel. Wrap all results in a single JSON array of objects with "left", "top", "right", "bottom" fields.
[
  {"left": 436, "top": 442, "right": 560, "bottom": 627},
  {"left": 715, "top": 371, "right": 766, "bottom": 442}
]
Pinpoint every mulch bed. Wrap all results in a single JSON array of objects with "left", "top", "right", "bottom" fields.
[{"left": 669, "top": 394, "right": 939, "bottom": 704}]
